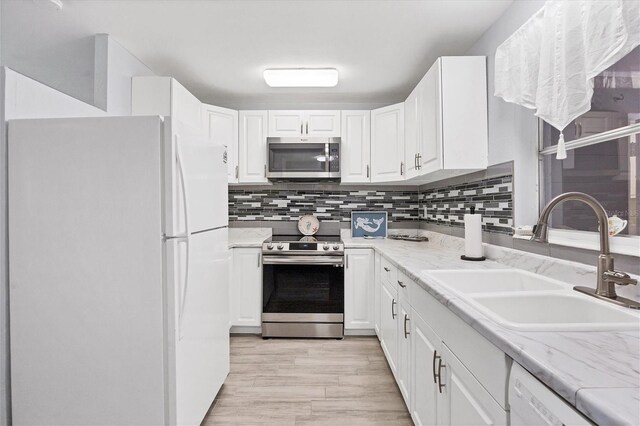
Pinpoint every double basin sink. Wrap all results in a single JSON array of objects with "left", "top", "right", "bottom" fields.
[{"left": 423, "top": 269, "right": 640, "bottom": 332}]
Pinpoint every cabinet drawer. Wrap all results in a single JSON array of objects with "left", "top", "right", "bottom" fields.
[
  {"left": 381, "top": 256, "right": 397, "bottom": 290},
  {"left": 396, "top": 271, "right": 411, "bottom": 303},
  {"left": 410, "top": 279, "right": 510, "bottom": 409}
]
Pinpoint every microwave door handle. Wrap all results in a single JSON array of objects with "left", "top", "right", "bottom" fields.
[{"left": 325, "top": 143, "right": 330, "bottom": 173}]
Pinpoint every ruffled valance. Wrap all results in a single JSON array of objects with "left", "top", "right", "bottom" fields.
[{"left": 495, "top": 0, "right": 640, "bottom": 159}]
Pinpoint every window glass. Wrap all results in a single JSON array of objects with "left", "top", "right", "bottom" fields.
[
  {"left": 541, "top": 46, "right": 640, "bottom": 148},
  {"left": 541, "top": 135, "right": 639, "bottom": 236}
]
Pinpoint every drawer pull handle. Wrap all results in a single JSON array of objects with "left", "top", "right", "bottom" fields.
[
  {"left": 391, "top": 299, "right": 397, "bottom": 319},
  {"left": 437, "top": 357, "right": 446, "bottom": 393},
  {"left": 403, "top": 314, "right": 410, "bottom": 338},
  {"left": 397, "top": 280, "right": 406, "bottom": 288},
  {"left": 432, "top": 351, "right": 439, "bottom": 384}
]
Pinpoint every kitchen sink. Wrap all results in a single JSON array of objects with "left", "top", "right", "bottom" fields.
[
  {"left": 471, "top": 293, "right": 640, "bottom": 331},
  {"left": 424, "top": 269, "right": 568, "bottom": 294}
]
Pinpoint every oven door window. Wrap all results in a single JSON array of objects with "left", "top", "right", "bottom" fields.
[
  {"left": 263, "top": 264, "right": 344, "bottom": 314},
  {"left": 268, "top": 143, "right": 329, "bottom": 173}
]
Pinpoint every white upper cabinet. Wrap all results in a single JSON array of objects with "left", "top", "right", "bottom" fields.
[
  {"left": 370, "top": 103, "right": 405, "bottom": 183},
  {"left": 415, "top": 57, "right": 488, "bottom": 181},
  {"left": 132, "top": 76, "right": 203, "bottom": 132},
  {"left": 344, "top": 248, "right": 375, "bottom": 330},
  {"left": 404, "top": 86, "right": 421, "bottom": 179},
  {"left": 340, "top": 110, "right": 371, "bottom": 183},
  {"left": 203, "top": 104, "right": 239, "bottom": 184},
  {"left": 268, "top": 110, "right": 340, "bottom": 137},
  {"left": 238, "top": 111, "right": 268, "bottom": 183}
]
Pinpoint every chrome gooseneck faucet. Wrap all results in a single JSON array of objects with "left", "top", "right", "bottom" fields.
[{"left": 532, "top": 192, "right": 639, "bottom": 309}]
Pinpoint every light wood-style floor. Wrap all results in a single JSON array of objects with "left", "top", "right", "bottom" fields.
[{"left": 203, "top": 335, "right": 413, "bottom": 425}]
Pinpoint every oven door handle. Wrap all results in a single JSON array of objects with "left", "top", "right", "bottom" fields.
[{"left": 262, "top": 255, "right": 344, "bottom": 266}]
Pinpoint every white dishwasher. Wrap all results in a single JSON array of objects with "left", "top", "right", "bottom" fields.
[{"left": 510, "top": 363, "right": 593, "bottom": 426}]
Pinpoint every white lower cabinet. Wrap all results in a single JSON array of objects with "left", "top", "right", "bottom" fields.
[
  {"left": 438, "top": 344, "right": 507, "bottom": 426},
  {"left": 396, "top": 299, "right": 411, "bottom": 406},
  {"left": 380, "top": 282, "right": 399, "bottom": 375},
  {"left": 410, "top": 312, "right": 440, "bottom": 426},
  {"left": 374, "top": 252, "right": 382, "bottom": 338},
  {"left": 230, "top": 248, "right": 262, "bottom": 326},
  {"left": 375, "top": 255, "right": 509, "bottom": 426},
  {"left": 344, "top": 248, "right": 374, "bottom": 330}
]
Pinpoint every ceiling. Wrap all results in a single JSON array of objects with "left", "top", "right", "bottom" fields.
[{"left": 2, "top": 0, "right": 513, "bottom": 109}]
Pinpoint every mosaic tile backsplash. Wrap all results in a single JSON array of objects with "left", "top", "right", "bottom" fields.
[
  {"left": 419, "top": 175, "right": 513, "bottom": 234},
  {"left": 229, "top": 173, "right": 513, "bottom": 234},
  {"left": 229, "top": 188, "right": 419, "bottom": 223}
]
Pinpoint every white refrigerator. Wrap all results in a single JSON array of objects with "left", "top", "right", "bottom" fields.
[{"left": 8, "top": 116, "right": 230, "bottom": 425}]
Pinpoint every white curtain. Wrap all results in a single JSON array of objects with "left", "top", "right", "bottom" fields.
[{"left": 495, "top": 0, "right": 640, "bottom": 159}]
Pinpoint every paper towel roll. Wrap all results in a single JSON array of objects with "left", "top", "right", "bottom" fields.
[{"left": 464, "top": 214, "right": 483, "bottom": 258}]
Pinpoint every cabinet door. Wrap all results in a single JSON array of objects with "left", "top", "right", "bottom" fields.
[
  {"left": 374, "top": 252, "right": 382, "bottom": 338},
  {"left": 404, "top": 86, "right": 420, "bottom": 179},
  {"left": 230, "top": 248, "right": 262, "bottom": 326},
  {"left": 305, "top": 110, "right": 341, "bottom": 137},
  {"left": 410, "top": 312, "right": 440, "bottom": 426},
  {"left": 397, "top": 300, "right": 411, "bottom": 406},
  {"left": 238, "top": 111, "right": 268, "bottom": 183},
  {"left": 371, "top": 103, "right": 405, "bottom": 182},
  {"left": 419, "top": 60, "right": 443, "bottom": 175},
  {"left": 203, "top": 104, "right": 238, "bottom": 183},
  {"left": 437, "top": 344, "right": 507, "bottom": 426},
  {"left": 340, "top": 110, "right": 371, "bottom": 183},
  {"left": 344, "top": 249, "right": 374, "bottom": 330},
  {"left": 380, "top": 283, "right": 399, "bottom": 375},
  {"left": 268, "top": 110, "right": 305, "bottom": 137}
]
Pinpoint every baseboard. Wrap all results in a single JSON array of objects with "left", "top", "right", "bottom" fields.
[
  {"left": 230, "top": 326, "right": 262, "bottom": 334},
  {"left": 344, "top": 329, "right": 376, "bottom": 336}
]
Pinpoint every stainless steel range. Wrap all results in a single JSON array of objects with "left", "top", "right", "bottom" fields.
[{"left": 261, "top": 234, "right": 344, "bottom": 338}]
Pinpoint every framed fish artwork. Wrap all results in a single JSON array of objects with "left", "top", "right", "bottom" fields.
[{"left": 351, "top": 211, "right": 388, "bottom": 238}]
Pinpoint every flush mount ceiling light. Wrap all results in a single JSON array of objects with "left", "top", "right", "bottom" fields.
[{"left": 263, "top": 68, "right": 339, "bottom": 88}]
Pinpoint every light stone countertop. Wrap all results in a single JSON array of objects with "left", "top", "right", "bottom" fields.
[{"left": 228, "top": 227, "right": 640, "bottom": 425}]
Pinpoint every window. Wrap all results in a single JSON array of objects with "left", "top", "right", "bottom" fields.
[{"left": 539, "top": 46, "right": 639, "bottom": 253}]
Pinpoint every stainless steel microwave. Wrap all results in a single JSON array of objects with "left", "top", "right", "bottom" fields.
[{"left": 266, "top": 137, "right": 340, "bottom": 180}]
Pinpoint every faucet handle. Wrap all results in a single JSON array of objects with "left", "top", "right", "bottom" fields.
[{"left": 603, "top": 270, "right": 638, "bottom": 286}]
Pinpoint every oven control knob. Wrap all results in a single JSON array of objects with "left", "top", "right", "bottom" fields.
[
  {"left": 323, "top": 243, "right": 330, "bottom": 250},
  {"left": 333, "top": 244, "right": 340, "bottom": 250},
  {"left": 267, "top": 243, "right": 274, "bottom": 250},
  {"left": 277, "top": 244, "right": 284, "bottom": 250}
]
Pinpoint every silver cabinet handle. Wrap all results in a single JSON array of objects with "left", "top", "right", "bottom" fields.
[
  {"left": 264, "top": 164, "right": 267, "bottom": 177},
  {"left": 437, "top": 357, "right": 446, "bottom": 393},
  {"left": 400, "top": 161, "right": 404, "bottom": 175},
  {"left": 235, "top": 165, "right": 239, "bottom": 179},
  {"left": 306, "top": 122, "right": 309, "bottom": 134},
  {"left": 403, "top": 314, "right": 410, "bottom": 338},
  {"left": 366, "top": 164, "right": 370, "bottom": 178},
  {"left": 391, "top": 299, "right": 397, "bottom": 319},
  {"left": 415, "top": 153, "right": 418, "bottom": 169},
  {"left": 301, "top": 123, "right": 304, "bottom": 134},
  {"left": 397, "top": 280, "right": 406, "bottom": 288},
  {"left": 258, "top": 253, "right": 261, "bottom": 267},
  {"left": 346, "top": 254, "right": 349, "bottom": 269},
  {"left": 432, "top": 350, "right": 439, "bottom": 383},
  {"left": 384, "top": 267, "right": 390, "bottom": 272},
  {"left": 417, "top": 153, "right": 421, "bottom": 170}
]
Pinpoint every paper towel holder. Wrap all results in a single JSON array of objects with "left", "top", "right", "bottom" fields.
[{"left": 461, "top": 206, "right": 486, "bottom": 261}]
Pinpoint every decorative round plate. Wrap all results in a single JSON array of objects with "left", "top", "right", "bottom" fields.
[{"left": 298, "top": 215, "right": 320, "bottom": 236}]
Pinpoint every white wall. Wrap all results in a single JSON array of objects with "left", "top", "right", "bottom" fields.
[
  {"left": 0, "top": 68, "right": 106, "bottom": 426},
  {"left": 464, "top": 0, "right": 546, "bottom": 226},
  {"left": 94, "top": 34, "right": 155, "bottom": 115}
]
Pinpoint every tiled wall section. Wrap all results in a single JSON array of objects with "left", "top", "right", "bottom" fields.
[
  {"left": 420, "top": 175, "right": 513, "bottom": 234},
  {"left": 229, "top": 187, "right": 419, "bottom": 222}
]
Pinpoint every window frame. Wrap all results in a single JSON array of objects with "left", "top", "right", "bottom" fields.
[{"left": 537, "top": 120, "right": 640, "bottom": 257}]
